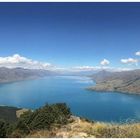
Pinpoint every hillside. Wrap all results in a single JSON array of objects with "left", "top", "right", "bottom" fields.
[
  {"left": 28, "top": 117, "right": 140, "bottom": 138},
  {"left": 0, "top": 67, "right": 54, "bottom": 83},
  {"left": 88, "top": 69, "right": 140, "bottom": 94},
  {"left": 1, "top": 104, "right": 140, "bottom": 138},
  {"left": 0, "top": 106, "right": 20, "bottom": 122}
]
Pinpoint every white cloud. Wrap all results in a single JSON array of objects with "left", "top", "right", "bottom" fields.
[
  {"left": 0, "top": 54, "right": 54, "bottom": 70},
  {"left": 104, "top": 67, "right": 132, "bottom": 72},
  {"left": 100, "top": 59, "right": 110, "bottom": 66},
  {"left": 71, "top": 66, "right": 101, "bottom": 72},
  {"left": 136, "top": 51, "right": 140, "bottom": 56},
  {"left": 0, "top": 54, "right": 137, "bottom": 73},
  {"left": 121, "top": 58, "right": 139, "bottom": 65},
  {"left": 70, "top": 66, "right": 131, "bottom": 72}
]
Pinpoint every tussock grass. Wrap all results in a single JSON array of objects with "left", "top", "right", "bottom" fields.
[
  {"left": 89, "top": 122, "right": 140, "bottom": 138},
  {"left": 27, "top": 116, "right": 140, "bottom": 138}
]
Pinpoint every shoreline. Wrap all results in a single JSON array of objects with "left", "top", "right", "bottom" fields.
[
  {"left": 87, "top": 86, "right": 140, "bottom": 95},
  {"left": 0, "top": 104, "right": 139, "bottom": 125}
]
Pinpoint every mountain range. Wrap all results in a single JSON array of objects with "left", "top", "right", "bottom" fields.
[{"left": 0, "top": 67, "right": 55, "bottom": 83}]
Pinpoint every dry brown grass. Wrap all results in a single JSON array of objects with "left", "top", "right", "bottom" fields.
[
  {"left": 16, "top": 109, "right": 29, "bottom": 118},
  {"left": 89, "top": 122, "right": 140, "bottom": 138},
  {"left": 27, "top": 116, "right": 140, "bottom": 138}
]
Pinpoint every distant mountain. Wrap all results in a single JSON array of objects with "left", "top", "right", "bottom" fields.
[
  {"left": 58, "top": 70, "right": 98, "bottom": 76},
  {"left": 0, "top": 67, "right": 55, "bottom": 83},
  {"left": 88, "top": 69, "right": 140, "bottom": 94},
  {"left": 58, "top": 72, "right": 95, "bottom": 76}
]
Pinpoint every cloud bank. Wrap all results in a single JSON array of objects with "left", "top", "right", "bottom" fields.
[
  {"left": 121, "top": 58, "right": 139, "bottom": 65},
  {"left": 71, "top": 66, "right": 99, "bottom": 71},
  {"left": 0, "top": 54, "right": 138, "bottom": 72},
  {"left": 70, "top": 66, "right": 131, "bottom": 72},
  {"left": 0, "top": 54, "right": 53, "bottom": 70}
]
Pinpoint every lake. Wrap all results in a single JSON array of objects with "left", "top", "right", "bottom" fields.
[{"left": 0, "top": 76, "right": 140, "bottom": 123}]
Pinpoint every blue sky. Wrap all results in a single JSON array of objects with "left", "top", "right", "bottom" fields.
[{"left": 0, "top": 2, "right": 140, "bottom": 70}]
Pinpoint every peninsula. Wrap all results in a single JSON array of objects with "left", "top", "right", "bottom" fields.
[{"left": 88, "top": 69, "right": 140, "bottom": 94}]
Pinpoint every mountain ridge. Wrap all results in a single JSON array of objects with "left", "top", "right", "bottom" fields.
[{"left": 0, "top": 67, "right": 55, "bottom": 83}]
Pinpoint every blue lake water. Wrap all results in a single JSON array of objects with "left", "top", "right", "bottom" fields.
[{"left": 0, "top": 76, "right": 140, "bottom": 123}]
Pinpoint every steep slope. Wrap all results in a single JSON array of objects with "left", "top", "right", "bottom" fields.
[{"left": 0, "top": 67, "right": 54, "bottom": 83}]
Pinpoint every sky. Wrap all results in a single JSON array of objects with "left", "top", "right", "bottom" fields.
[{"left": 0, "top": 2, "right": 140, "bottom": 71}]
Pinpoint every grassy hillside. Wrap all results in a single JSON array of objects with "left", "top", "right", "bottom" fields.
[
  {"left": 1, "top": 103, "right": 140, "bottom": 138},
  {"left": 28, "top": 117, "right": 140, "bottom": 138},
  {"left": 0, "top": 103, "right": 71, "bottom": 138}
]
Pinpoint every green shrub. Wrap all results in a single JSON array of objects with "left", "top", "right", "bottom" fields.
[
  {"left": 0, "top": 103, "right": 71, "bottom": 137},
  {"left": 18, "top": 103, "right": 71, "bottom": 131},
  {"left": 10, "top": 129, "right": 25, "bottom": 138},
  {"left": 30, "top": 105, "right": 55, "bottom": 130},
  {"left": 0, "top": 119, "right": 7, "bottom": 138},
  {"left": 51, "top": 103, "right": 71, "bottom": 124},
  {"left": 16, "top": 120, "right": 30, "bottom": 134}
]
